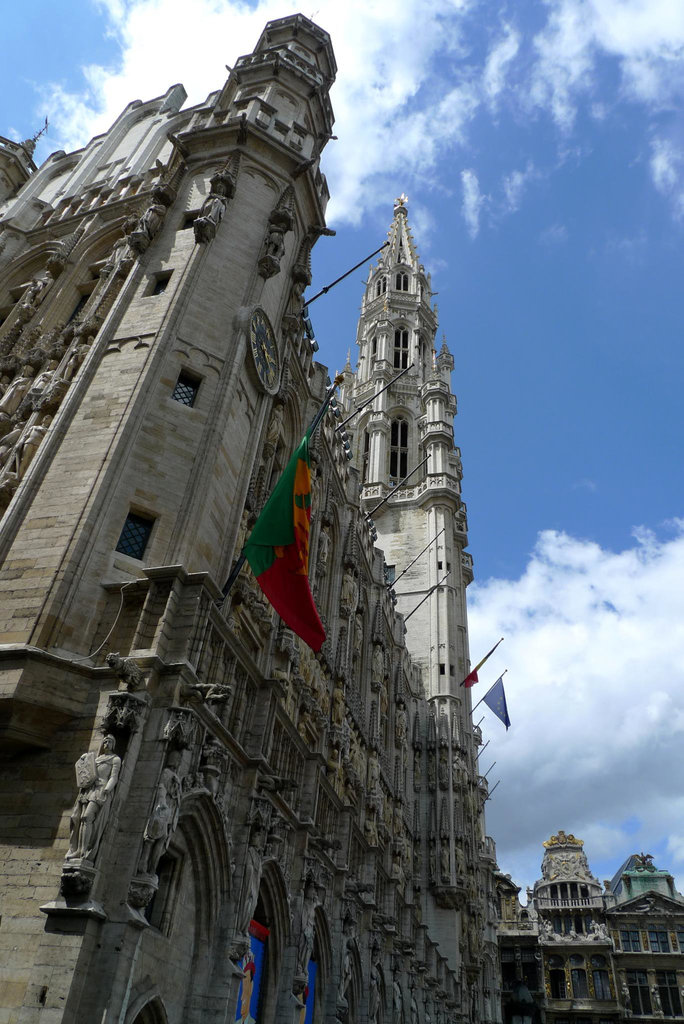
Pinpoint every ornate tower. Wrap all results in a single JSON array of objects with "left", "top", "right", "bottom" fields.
[{"left": 348, "top": 197, "right": 500, "bottom": 1018}]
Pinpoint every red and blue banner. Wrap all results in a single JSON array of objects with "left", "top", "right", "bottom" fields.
[{"left": 235, "top": 920, "right": 269, "bottom": 1023}]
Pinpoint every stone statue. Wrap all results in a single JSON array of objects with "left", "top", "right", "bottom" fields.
[
  {"left": 236, "top": 820, "right": 265, "bottom": 941},
  {"left": 440, "top": 839, "right": 450, "bottom": 882},
  {"left": 66, "top": 734, "right": 121, "bottom": 862},
  {"left": 369, "top": 958, "right": 382, "bottom": 1023},
  {"left": 340, "top": 568, "right": 356, "bottom": 617},
  {"left": 353, "top": 611, "right": 363, "bottom": 659},
  {"left": 395, "top": 702, "right": 408, "bottom": 744},
  {"left": 265, "top": 402, "right": 283, "bottom": 447},
  {"left": 372, "top": 645, "right": 384, "bottom": 687},
  {"left": 438, "top": 747, "right": 449, "bottom": 789},
  {"left": 194, "top": 168, "right": 234, "bottom": 244},
  {"left": 337, "top": 918, "right": 354, "bottom": 1007},
  {"left": 0, "top": 366, "right": 35, "bottom": 418},
  {"left": 652, "top": 986, "right": 663, "bottom": 1014},
  {"left": 393, "top": 976, "right": 404, "bottom": 1023},
  {"left": 6, "top": 416, "right": 51, "bottom": 480},
  {"left": 139, "top": 750, "right": 183, "bottom": 875},
  {"left": 20, "top": 275, "right": 49, "bottom": 311},
  {"left": 106, "top": 652, "right": 145, "bottom": 691},
  {"left": 410, "top": 992, "right": 420, "bottom": 1024},
  {"left": 101, "top": 216, "right": 137, "bottom": 279},
  {"left": 621, "top": 980, "right": 632, "bottom": 1010},
  {"left": 296, "top": 876, "right": 318, "bottom": 977},
  {"left": 332, "top": 682, "right": 345, "bottom": 727},
  {"left": 129, "top": 201, "right": 166, "bottom": 254},
  {"left": 318, "top": 524, "right": 331, "bottom": 571}
]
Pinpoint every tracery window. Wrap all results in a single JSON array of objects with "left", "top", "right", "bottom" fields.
[
  {"left": 394, "top": 328, "right": 409, "bottom": 369},
  {"left": 396, "top": 272, "right": 408, "bottom": 291},
  {"left": 389, "top": 418, "right": 408, "bottom": 481},
  {"left": 375, "top": 276, "right": 387, "bottom": 297}
]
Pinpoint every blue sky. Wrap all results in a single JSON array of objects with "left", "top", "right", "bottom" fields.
[{"left": 3, "top": 0, "right": 684, "bottom": 896}]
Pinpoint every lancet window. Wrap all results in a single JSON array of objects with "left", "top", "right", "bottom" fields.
[
  {"left": 375, "top": 276, "right": 387, "bottom": 297},
  {"left": 394, "top": 328, "right": 409, "bottom": 369},
  {"left": 395, "top": 272, "right": 409, "bottom": 291},
  {"left": 389, "top": 418, "right": 408, "bottom": 481}
]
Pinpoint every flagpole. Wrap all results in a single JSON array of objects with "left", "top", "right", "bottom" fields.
[
  {"left": 390, "top": 527, "right": 445, "bottom": 589},
  {"left": 221, "top": 374, "right": 344, "bottom": 600},
  {"left": 303, "top": 241, "right": 389, "bottom": 308},
  {"left": 365, "top": 454, "right": 430, "bottom": 519},
  {"left": 470, "top": 669, "right": 508, "bottom": 713},
  {"left": 335, "top": 363, "right": 413, "bottom": 432},
  {"left": 486, "top": 780, "right": 501, "bottom": 799},
  {"left": 403, "top": 571, "right": 450, "bottom": 622}
]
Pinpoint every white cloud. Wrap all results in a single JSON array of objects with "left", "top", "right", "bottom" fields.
[
  {"left": 502, "top": 161, "right": 537, "bottom": 212},
  {"left": 468, "top": 522, "right": 684, "bottom": 893},
  {"left": 483, "top": 24, "right": 520, "bottom": 104},
  {"left": 461, "top": 168, "right": 485, "bottom": 237},
  {"left": 38, "top": 0, "right": 479, "bottom": 226}
]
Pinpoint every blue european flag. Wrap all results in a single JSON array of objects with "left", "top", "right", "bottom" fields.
[{"left": 483, "top": 675, "right": 511, "bottom": 730}]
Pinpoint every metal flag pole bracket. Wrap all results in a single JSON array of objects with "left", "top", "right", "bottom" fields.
[
  {"left": 365, "top": 454, "right": 429, "bottom": 519},
  {"left": 389, "top": 527, "right": 445, "bottom": 589},
  {"left": 335, "top": 363, "right": 414, "bottom": 432},
  {"left": 403, "top": 571, "right": 450, "bottom": 622}
]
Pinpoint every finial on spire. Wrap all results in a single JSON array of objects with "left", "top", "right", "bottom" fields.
[
  {"left": 32, "top": 117, "right": 49, "bottom": 144},
  {"left": 394, "top": 193, "right": 408, "bottom": 211}
]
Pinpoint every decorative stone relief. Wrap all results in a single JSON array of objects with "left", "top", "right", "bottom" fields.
[{"left": 232, "top": 816, "right": 267, "bottom": 958}]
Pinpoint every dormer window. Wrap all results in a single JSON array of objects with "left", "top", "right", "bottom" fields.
[
  {"left": 394, "top": 329, "right": 409, "bottom": 369},
  {"left": 396, "top": 272, "right": 408, "bottom": 291}
]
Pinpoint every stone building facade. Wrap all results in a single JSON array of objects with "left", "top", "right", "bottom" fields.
[
  {"left": 0, "top": 14, "right": 498, "bottom": 1024},
  {"left": 497, "top": 833, "right": 684, "bottom": 1024}
]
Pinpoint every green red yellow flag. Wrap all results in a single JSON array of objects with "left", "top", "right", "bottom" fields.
[{"left": 244, "top": 428, "right": 325, "bottom": 652}]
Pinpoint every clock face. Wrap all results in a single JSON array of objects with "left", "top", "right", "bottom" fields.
[{"left": 249, "top": 308, "right": 279, "bottom": 394}]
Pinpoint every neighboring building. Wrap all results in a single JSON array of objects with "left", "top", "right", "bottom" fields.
[
  {"left": 497, "top": 834, "right": 684, "bottom": 1024},
  {"left": 0, "top": 14, "right": 497, "bottom": 1024}
]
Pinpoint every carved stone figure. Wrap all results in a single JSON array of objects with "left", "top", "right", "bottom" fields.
[
  {"left": 20, "top": 275, "right": 49, "bottom": 311},
  {"left": 101, "top": 216, "right": 137, "bottom": 279},
  {"left": 236, "top": 820, "right": 265, "bottom": 941},
  {"left": 393, "top": 977, "right": 404, "bottom": 1023},
  {"left": 194, "top": 167, "right": 235, "bottom": 244},
  {"left": 0, "top": 366, "right": 35, "bottom": 418},
  {"left": 438, "top": 747, "right": 449, "bottom": 789},
  {"left": 372, "top": 645, "right": 384, "bottom": 688},
  {"left": 652, "top": 986, "right": 663, "bottom": 1014},
  {"left": 6, "top": 416, "right": 51, "bottom": 480},
  {"left": 66, "top": 734, "right": 121, "bottom": 862},
  {"left": 129, "top": 201, "right": 166, "bottom": 254},
  {"left": 139, "top": 750, "right": 182, "bottom": 875},
  {"left": 296, "top": 876, "right": 318, "bottom": 977},
  {"left": 369, "top": 957, "right": 382, "bottom": 1023},
  {"left": 337, "top": 917, "right": 355, "bottom": 1007},
  {"left": 440, "top": 839, "right": 450, "bottom": 882},
  {"left": 340, "top": 568, "right": 357, "bottom": 617},
  {"left": 395, "top": 702, "right": 407, "bottom": 744},
  {"left": 265, "top": 401, "right": 284, "bottom": 447},
  {"left": 621, "top": 980, "right": 632, "bottom": 1010},
  {"left": 410, "top": 992, "right": 420, "bottom": 1024},
  {"left": 332, "top": 682, "right": 345, "bottom": 728},
  {"left": 106, "top": 652, "right": 144, "bottom": 691}
]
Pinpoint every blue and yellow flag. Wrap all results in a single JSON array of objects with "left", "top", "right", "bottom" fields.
[{"left": 483, "top": 675, "right": 510, "bottom": 730}]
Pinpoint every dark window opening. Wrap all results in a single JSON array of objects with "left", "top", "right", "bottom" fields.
[
  {"left": 67, "top": 292, "right": 90, "bottom": 323},
  {"left": 181, "top": 210, "right": 199, "bottom": 229},
  {"left": 656, "top": 971, "right": 682, "bottom": 1016},
  {"left": 395, "top": 272, "right": 408, "bottom": 291},
  {"left": 439, "top": 663, "right": 445, "bottom": 675},
  {"left": 147, "top": 271, "right": 173, "bottom": 296},
  {"left": 115, "top": 511, "right": 155, "bottom": 560},
  {"left": 371, "top": 336, "right": 377, "bottom": 357},
  {"left": 362, "top": 431, "right": 370, "bottom": 482},
  {"left": 394, "top": 328, "right": 409, "bottom": 369},
  {"left": 571, "top": 969, "right": 588, "bottom": 999},
  {"left": 620, "top": 929, "right": 640, "bottom": 951},
  {"left": 145, "top": 850, "right": 182, "bottom": 934},
  {"left": 550, "top": 969, "right": 566, "bottom": 999},
  {"left": 649, "top": 929, "right": 670, "bottom": 952},
  {"left": 593, "top": 970, "right": 612, "bottom": 1000},
  {"left": 171, "top": 370, "right": 200, "bottom": 407},
  {"left": 437, "top": 560, "right": 443, "bottom": 570},
  {"left": 385, "top": 564, "right": 396, "bottom": 584},
  {"left": 389, "top": 418, "right": 408, "bottom": 480},
  {"left": 627, "top": 970, "right": 652, "bottom": 1015}
]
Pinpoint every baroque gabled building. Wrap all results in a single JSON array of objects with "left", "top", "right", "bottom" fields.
[
  {"left": 496, "top": 833, "right": 684, "bottom": 1024},
  {"left": 0, "top": 14, "right": 497, "bottom": 1024}
]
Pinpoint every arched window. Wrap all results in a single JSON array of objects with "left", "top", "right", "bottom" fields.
[
  {"left": 362, "top": 431, "right": 370, "bottom": 482},
  {"left": 375, "top": 276, "right": 387, "bottom": 297},
  {"left": 394, "top": 329, "right": 409, "bottom": 369},
  {"left": 390, "top": 419, "right": 408, "bottom": 481},
  {"left": 371, "top": 335, "right": 377, "bottom": 359},
  {"left": 395, "top": 272, "right": 408, "bottom": 291}
]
